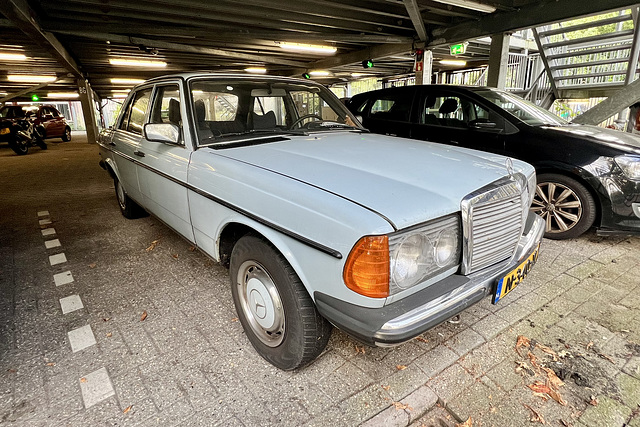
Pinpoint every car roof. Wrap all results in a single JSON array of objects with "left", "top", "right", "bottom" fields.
[
  {"left": 352, "top": 85, "right": 505, "bottom": 96},
  {"left": 141, "top": 72, "right": 320, "bottom": 86}
]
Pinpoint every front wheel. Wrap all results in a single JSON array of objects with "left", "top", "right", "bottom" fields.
[
  {"left": 530, "top": 173, "right": 596, "bottom": 240},
  {"left": 114, "top": 177, "right": 146, "bottom": 219},
  {"left": 8, "top": 137, "right": 28, "bottom": 155},
  {"left": 230, "top": 235, "right": 332, "bottom": 370},
  {"left": 61, "top": 127, "right": 71, "bottom": 142}
]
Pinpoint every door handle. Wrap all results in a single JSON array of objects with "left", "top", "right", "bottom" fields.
[
  {"left": 134, "top": 150, "right": 145, "bottom": 157},
  {"left": 108, "top": 141, "right": 116, "bottom": 146}
]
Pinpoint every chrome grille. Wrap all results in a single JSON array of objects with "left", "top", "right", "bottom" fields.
[{"left": 462, "top": 179, "right": 524, "bottom": 274}]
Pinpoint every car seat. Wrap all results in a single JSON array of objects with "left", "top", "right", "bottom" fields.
[
  {"left": 194, "top": 99, "right": 213, "bottom": 140},
  {"left": 423, "top": 96, "right": 439, "bottom": 125},
  {"left": 438, "top": 98, "right": 465, "bottom": 128},
  {"left": 250, "top": 111, "right": 277, "bottom": 130}
]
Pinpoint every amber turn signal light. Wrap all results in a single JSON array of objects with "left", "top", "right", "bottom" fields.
[{"left": 343, "top": 235, "right": 390, "bottom": 298}]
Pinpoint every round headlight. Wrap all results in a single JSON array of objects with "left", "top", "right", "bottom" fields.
[
  {"left": 392, "top": 234, "right": 431, "bottom": 289},
  {"left": 434, "top": 228, "right": 458, "bottom": 267}
]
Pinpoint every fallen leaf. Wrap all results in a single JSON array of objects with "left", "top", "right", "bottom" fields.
[
  {"left": 172, "top": 254, "right": 179, "bottom": 259},
  {"left": 598, "top": 353, "right": 615, "bottom": 364},
  {"left": 354, "top": 345, "right": 366, "bottom": 354},
  {"left": 516, "top": 335, "right": 531, "bottom": 356},
  {"left": 515, "top": 361, "right": 535, "bottom": 376},
  {"left": 102, "top": 318, "right": 111, "bottom": 322},
  {"left": 559, "top": 420, "right": 571, "bottom": 427},
  {"left": 140, "top": 311, "right": 148, "bottom": 321},
  {"left": 588, "top": 395, "right": 598, "bottom": 406},
  {"left": 146, "top": 239, "right": 160, "bottom": 252},
  {"left": 585, "top": 341, "right": 594, "bottom": 351},
  {"left": 80, "top": 377, "right": 87, "bottom": 383},
  {"left": 535, "top": 343, "right": 558, "bottom": 360},
  {"left": 415, "top": 336, "right": 429, "bottom": 343},
  {"left": 189, "top": 246, "right": 196, "bottom": 251},
  {"left": 89, "top": 263, "right": 97, "bottom": 268},
  {"left": 46, "top": 362, "right": 55, "bottom": 367},
  {"left": 558, "top": 350, "right": 570, "bottom": 358},
  {"left": 528, "top": 351, "right": 541, "bottom": 371},
  {"left": 7, "top": 369, "right": 16, "bottom": 373},
  {"left": 396, "top": 365, "right": 407, "bottom": 371},
  {"left": 542, "top": 367, "right": 564, "bottom": 389},
  {"left": 392, "top": 401, "right": 412, "bottom": 411},
  {"left": 455, "top": 417, "right": 473, "bottom": 427},
  {"left": 231, "top": 317, "right": 238, "bottom": 322},
  {"left": 381, "top": 385, "right": 391, "bottom": 391},
  {"left": 523, "top": 404, "right": 545, "bottom": 424},
  {"left": 123, "top": 405, "right": 133, "bottom": 414},
  {"left": 547, "top": 388, "right": 567, "bottom": 406},
  {"left": 528, "top": 381, "right": 551, "bottom": 395},
  {"left": 106, "top": 332, "right": 112, "bottom": 338}
]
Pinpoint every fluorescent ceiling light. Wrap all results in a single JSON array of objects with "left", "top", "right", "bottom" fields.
[
  {"left": 0, "top": 92, "right": 7, "bottom": 96},
  {"left": 432, "top": 0, "right": 496, "bottom": 13},
  {"left": 278, "top": 42, "right": 337, "bottom": 54},
  {"left": 109, "top": 58, "right": 167, "bottom": 67},
  {"left": 0, "top": 52, "right": 27, "bottom": 61},
  {"left": 111, "top": 78, "right": 145, "bottom": 85},
  {"left": 110, "top": 94, "right": 128, "bottom": 99},
  {"left": 7, "top": 75, "right": 57, "bottom": 83},
  {"left": 111, "top": 89, "right": 131, "bottom": 93},
  {"left": 244, "top": 67, "right": 267, "bottom": 73},
  {"left": 47, "top": 92, "right": 79, "bottom": 98},
  {"left": 439, "top": 59, "right": 467, "bottom": 66},
  {"left": 309, "top": 70, "right": 331, "bottom": 76},
  {"left": 350, "top": 73, "right": 373, "bottom": 78}
]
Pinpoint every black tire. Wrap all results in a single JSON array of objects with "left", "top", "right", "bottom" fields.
[
  {"left": 531, "top": 173, "right": 596, "bottom": 240},
  {"left": 230, "top": 234, "right": 332, "bottom": 370},
  {"left": 114, "top": 176, "right": 147, "bottom": 219},
  {"left": 8, "top": 138, "right": 28, "bottom": 155},
  {"left": 61, "top": 127, "right": 71, "bottom": 142}
]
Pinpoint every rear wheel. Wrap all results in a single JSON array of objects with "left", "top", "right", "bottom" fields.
[
  {"left": 8, "top": 137, "right": 28, "bottom": 155},
  {"left": 230, "top": 234, "right": 332, "bottom": 370},
  {"left": 61, "top": 127, "right": 71, "bottom": 142},
  {"left": 114, "top": 176, "right": 146, "bottom": 219},
  {"left": 531, "top": 173, "right": 596, "bottom": 240}
]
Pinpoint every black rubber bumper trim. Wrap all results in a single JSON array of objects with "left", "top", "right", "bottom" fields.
[{"left": 314, "top": 274, "right": 484, "bottom": 346}]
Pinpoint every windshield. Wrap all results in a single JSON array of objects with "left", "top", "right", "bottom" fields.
[
  {"left": 0, "top": 106, "right": 26, "bottom": 119},
  {"left": 475, "top": 89, "right": 567, "bottom": 126},
  {"left": 189, "top": 78, "right": 364, "bottom": 146}
]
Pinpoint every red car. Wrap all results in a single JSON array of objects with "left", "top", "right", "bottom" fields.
[{"left": 31, "top": 105, "right": 72, "bottom": 142}]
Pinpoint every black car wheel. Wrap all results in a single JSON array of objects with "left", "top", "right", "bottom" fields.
[
  {"left": 61, "top": 127, "right": 71, "bottom": 142},
  {"left": 230, "top": 234, "right": 332, "bottom": 370},
  {"left": 114, "top": 176, "right": 147, "bottom": 219},
  {"left": 8, "top": 138, "right": 28, "bottom": 155},
  {"left": 531, "top": 173, "right": 596, "bottom": 240}
]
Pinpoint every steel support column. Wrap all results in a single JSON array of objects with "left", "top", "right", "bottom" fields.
[
  {"left": 415, "top": 50, "right": 433, "bottom": 85},
  {"left": 77, "top": 79, "right": 99, "bottom": 144},
  {"left": 487, "top": 33, "right": 510, "bottom": 89}
]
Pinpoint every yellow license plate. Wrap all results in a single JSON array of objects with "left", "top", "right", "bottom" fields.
[{"left": 492, "top": 244, "right": 540, "bottom": 304}]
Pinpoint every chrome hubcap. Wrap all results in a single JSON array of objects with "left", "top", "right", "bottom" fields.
[
  {"left": 236, "top": 261, "right": 285, "bottom": 347},
  {"left": 530, "top": 182, "right": 582, "bottom": 233},
  {"left": 116, "top": 181, "right": 126, "bottom": 209}
]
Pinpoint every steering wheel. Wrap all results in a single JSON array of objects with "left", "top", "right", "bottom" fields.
[{"left": 290, "top": 114, "right": 323, "bottom": 129}]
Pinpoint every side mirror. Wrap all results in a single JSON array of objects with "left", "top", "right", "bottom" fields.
[
  {"left": 144, "top": 123, "right": 180, "bottom": 144},
  {"left": 469, "top": 119, "right": 497, "bottom": 130}
]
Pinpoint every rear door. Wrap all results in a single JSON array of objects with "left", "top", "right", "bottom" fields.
[
  {"left": 136, "top": 83, "right": 194, "bottom": 242},
  {"left": 359, "top": 88, "right": 416, "bottom": 138},
  {"left": 109, "top": 88, "right": 153, "bottom": 205}
]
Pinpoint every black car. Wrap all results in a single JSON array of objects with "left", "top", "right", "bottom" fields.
[{"left": 347, "top": 85, "right": 640, "bottom": 239}]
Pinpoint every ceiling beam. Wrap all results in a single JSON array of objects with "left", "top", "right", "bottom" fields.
[
  {"left": 403, "top": 0, "right": 427, "bottom": 42},
  {"left": 0, "top": 0, "right": 83, "bottom": 78},
  {"left": 0, "top": 82, "right": 54, "bottom": 103},
  {"left": 55, "top": 31, "right": 310, "bottom": 68},
  {"left": 428, "top": 0, "right": 640, "bottom": 46}
]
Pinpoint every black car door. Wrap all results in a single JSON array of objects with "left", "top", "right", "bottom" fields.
[
  {"left": 359, "top": 88, "right": 416, "bottom": 138},
  {"left": 410, "top": 88, "right": 511, "bottom": 155}
]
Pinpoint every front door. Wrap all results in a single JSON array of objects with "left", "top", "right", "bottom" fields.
[{"left": 137, "top": 83, "right": 194, "bottom": 242}]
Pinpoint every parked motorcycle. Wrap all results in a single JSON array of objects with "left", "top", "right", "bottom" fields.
[{"left": 0, "top": 111, "right": 47, "bottom": 155}]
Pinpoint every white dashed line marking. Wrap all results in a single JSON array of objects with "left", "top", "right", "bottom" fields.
[
  {"left": 49, "top": 253, "right": 67, "bottom": 266},
  {"left": 41, "top": 228, "right": 56, "bottom": 237},
  {"left": 60, "top": 294, "right": 84, "bottom": 314},
  {"left": 38, "top": 219, "right": 52, "bottom": 226},
  {"left": 37, "top": 210, "right": 50, "bottom": 217},
  {"left": 79, "top": 367, "right": 115, "bottom": 408},
  {"left": 68, "top": 325, "right": 97, "bottom": 352},
  {"left": 53, "top": 271, "right": 74, "bottom": 287},
  {"left": 45, "top": 239, "right": 61, "bottom": 249}
]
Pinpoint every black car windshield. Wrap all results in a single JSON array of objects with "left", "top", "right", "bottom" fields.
[
  {"left": 475, "top": 89, "right": 567, "bottom": 126},
  {"left": 189, "top": 78, "right": 364, "bottom": 146},
  {"left": 0, "top": 106, "right": 26, "bottom": 119}
]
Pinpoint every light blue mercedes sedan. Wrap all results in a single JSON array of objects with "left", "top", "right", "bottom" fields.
[{"left": 98, "top": 73, "right": 544, "bottom": 370}]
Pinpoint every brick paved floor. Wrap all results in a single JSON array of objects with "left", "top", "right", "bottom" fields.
[{"left": 1, "top": 135, "right": 639, "bottom": 426}]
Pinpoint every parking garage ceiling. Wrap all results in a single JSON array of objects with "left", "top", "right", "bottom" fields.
[{"left": 0, "top": 0, "right": 637, "bottom": 101}]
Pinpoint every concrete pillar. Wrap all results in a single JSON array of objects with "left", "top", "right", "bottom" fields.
[
  {"left": 77, "top": 78, "right": 99, "bottom": 144},
  {"left": 415, "top": 50, "right": 433, "bottom": 85},
  {"left": 487, "top": 33, "right": 511, "bottom": 89}
]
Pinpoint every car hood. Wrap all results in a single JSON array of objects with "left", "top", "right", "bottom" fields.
[
  {"left": 543, "top": 124, "right": 640, "bottom": 155},
  {"left": 215, "top": 132, "right": 528, "bottom": 230}
]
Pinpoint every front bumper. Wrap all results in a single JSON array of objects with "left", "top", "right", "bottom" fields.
[{"left": 315, "top": 212, "right": 545, "bottom": 346}]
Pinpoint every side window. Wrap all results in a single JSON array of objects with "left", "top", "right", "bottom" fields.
[
  {"left": 369, "top": 93, "right": 412, "bottom": 122},
  {"left": 118, "top": 98, "right": 133, "bottom": 131},
  {"left": 422, "top": 94, "right": 503, "bottom": 129},
  {"left": 50, "top": 108, "right": 60, "bottom": 117},
  {"left": 126, "top": 89, "right": 152, "bottom": 135},
  {"left": 150, "top": 85, "right": 182, "bottom": 126}
]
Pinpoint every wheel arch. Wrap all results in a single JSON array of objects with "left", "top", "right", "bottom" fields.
[{"left": 534, "top": 165, "right": 603, "bottom": 227}]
